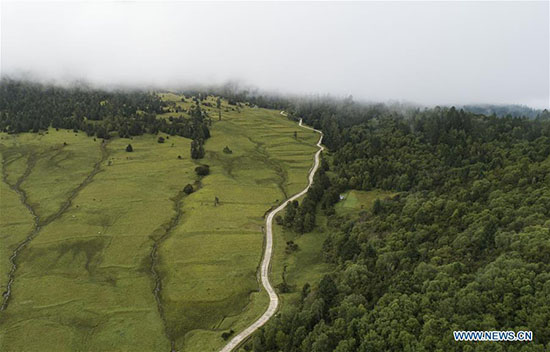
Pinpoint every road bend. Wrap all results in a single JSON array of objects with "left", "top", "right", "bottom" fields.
[{"left": 219, "top": 117, "right": 323, "bottom": 352}]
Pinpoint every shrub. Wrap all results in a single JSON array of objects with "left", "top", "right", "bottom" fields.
[
  {"left": 195, "top": 165, "right": 210, "bottom": 176},
  {"left": 126, "top": 144, "right": 133, "bottom": 152},
  {"left": 285, "top": 240, "right": 298, "bottom": 253},
  {"left": 157, "top": 136, "right": 165, "bottom": 143},
  {"left": 183, "top": 184, "right": 194, "bottom": 194},
  {"left": 221, "top": 329, "right": 234, "bottom": 341}
]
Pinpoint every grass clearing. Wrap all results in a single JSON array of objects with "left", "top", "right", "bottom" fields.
[
  {"left": 335, "top": 189, "right": 397, "bottom": 216},
  {"left": 270, "top": 211, "right": 334, "bottom": 308}
]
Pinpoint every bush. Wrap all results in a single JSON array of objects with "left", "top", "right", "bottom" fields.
[
  {"left": 285, "top": 240, "right": 298, "bottom": 253},
  {"left": 183, "top": 184, "right": 194, "bottom": 195},
  {"left": 223, "top": 146, "right": 233, "bottom": 154},
  {"left": 221, "top": 329, "right": 234, "bottom": 341},
  {"left": 276, "top": 281, "right": 291, "bottom": 293},
  {"left": 126, "top": 144, "right": 133, "bottom": 152},
  {"left": 157, "top": 136, "right": 165, "bottom": 143},
  {"left": 195, "top": 165, "right": 210, "bottom": 176}
]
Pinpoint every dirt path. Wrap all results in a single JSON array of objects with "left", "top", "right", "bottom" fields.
[{"left": 219, "top": 117, "right": 323, "bottom": 352}]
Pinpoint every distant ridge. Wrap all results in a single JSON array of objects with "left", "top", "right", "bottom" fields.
[{"left": 459, "top": 104, "right": 544, "bottom": 119}]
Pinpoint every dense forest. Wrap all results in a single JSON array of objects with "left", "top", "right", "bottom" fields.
[
  {"left": 0, "top": 80, "right": 210, "bottom": 146},
  {"left": 248, "top": 100, "right": 550, "bottom": 351}
]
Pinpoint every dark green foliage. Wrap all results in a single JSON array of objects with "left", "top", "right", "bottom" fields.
[
  {"left": 276, "top": 281, "right": 291, "bottom": 294},
  {"left": 281, "top": 166, "right": 339, "bottom": 234},
  {"left": 190, "top": 139, "right": 205, "bottom": 159},
  {"left": 221, "top": 329, "right": 234, "bottom": 341},
  {"left": 125, "top": 144, "right": 133, "bottom": 152},
  {"left": 249, "top": 103, "right": 550, "bottom": 352},
  {"left": 194, "top": 165, "right": 210, "bottom": 176},
  {"left": 372, "top": 198, "right": 382, "bottom": 215},
  {"left": 157, "top": 136, "right": 165, "bottom": 143},
  {"left": 183, "top": 184, "right": 194, "bottom": 195},
  {"left": 285, "top": 241, "right": 298, "bottom": 254},
  {"left": 0, "top": 80, "right": 210, "bottom": 141},
  {"left": 223, "top": 146, "right": 232, "bottom": 154}
]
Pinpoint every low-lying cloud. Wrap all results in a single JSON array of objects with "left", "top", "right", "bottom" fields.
[{"left": 1, "top": 1, "right": 548, "bottom": 108}]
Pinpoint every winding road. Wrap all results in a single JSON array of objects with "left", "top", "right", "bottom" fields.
[{"left": 220, "top": 116, "right": 324, "bottom": 352}]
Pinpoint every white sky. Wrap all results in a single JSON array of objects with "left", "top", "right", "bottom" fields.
[{"left": 1, "top": 1, "right": 549, "bottom": 108}]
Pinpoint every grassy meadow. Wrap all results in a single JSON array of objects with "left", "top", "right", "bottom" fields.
[
  {"left": 156, "top": 93, "right": 318, "bottom": 351},
  {"left": 335, "top": 189, "right": 397, "bottom": 216},
  {"left": 269, "top": 213, "right": 333, "bottom": 307},
  {"left": 0, "top": 94, "right": 319, "bottom": 351}
]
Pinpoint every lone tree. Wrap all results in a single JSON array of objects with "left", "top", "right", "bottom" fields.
[
  {"left": 157, "top": 136, "right": 165, "bottom": 143},
  {"left": 126, "top": 144, "right": 133, "bottom": 152},
  {"left": 216, "top": 97, "right": 222, "bottom": 109},
  {"left": 191, "top": 139, "right": 205, "bottom": 159},
  {"left": 373, "top": 198, "right": 382, "bottom": 215},
  {"left": 183, "top": 184, "right": 194, "bottom": 195},
  {"left": 214, "top": 196, "right": 220, "bottom": 206}
]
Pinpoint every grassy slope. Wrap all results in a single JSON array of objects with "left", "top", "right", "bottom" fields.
[
  {"left": 157, "top": 94, "right": 319, "bottom": 351},
  {"left": 0, "top": 131, "right": 195, "bottom": 351},
  {"left": 0, "top": 95, "right": 318, "bottom": 351},
  {"left": 270, "top": 214, "right": 333, "bottom": 306},
  {"left": 0, "top": 151, "right": 34, "bottom": 296}
]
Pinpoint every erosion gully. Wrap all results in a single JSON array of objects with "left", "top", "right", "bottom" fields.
[
  {"left": 150, "top": 178, "right": 203, "bottom": 352},
  {"left": 1, "top": 140, "right": 109, "bottom": 311}
]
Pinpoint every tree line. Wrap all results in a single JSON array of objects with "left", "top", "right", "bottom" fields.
[{"left": 0, "top": 80, "right": 210, "bottom": 155}]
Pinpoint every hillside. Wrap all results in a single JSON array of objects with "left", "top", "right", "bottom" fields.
[{"left": 0, "top": 89, "right": 319, "bottom": 351}]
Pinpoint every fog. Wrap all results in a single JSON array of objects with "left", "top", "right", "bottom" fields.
[{"left": 1, "top": 1, "right": 548, "bottom": 108}]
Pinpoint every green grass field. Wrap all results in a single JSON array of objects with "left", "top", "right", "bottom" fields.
[
  {"left": 0, "top": 95, "right": 319, "bottom": 351},
  {"left": 270, "top": 212, "right": 333, "bottom": 306},
  {"left": 335, "top": 189, "right": 397, "bottom": 216}
]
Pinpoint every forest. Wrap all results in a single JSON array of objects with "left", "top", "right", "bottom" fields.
[
  {"left": 0, "top": 80, "right": 210, "bottom": 158},
  {"left": 247, "top": 99, "right": 550, "bottom": 351}
]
